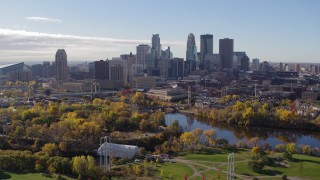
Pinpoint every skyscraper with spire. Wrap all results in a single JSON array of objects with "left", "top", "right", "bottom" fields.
[{"left": 186, "top": 33, "right": 198, "bottom": 63}]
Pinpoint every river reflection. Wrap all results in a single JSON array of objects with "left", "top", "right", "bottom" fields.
[{"left": 165, "top": 113, "right": 320, "bottom": 147}]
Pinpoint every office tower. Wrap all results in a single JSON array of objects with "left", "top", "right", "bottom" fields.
[
  {"left": 152, "top": 34, "right": 161, "bottom": 58},
  {"left": 109, "top": 59, "right": 127, "bottom": 82},
  {"left": 31, "top": 64, "right": 43, "bottom": 78},
  {"left": 204, "top": 54, "right": 221, "bottom": 72},
  {"left": 88, "top": 62, "right": 95, "bottom": 78},
  {"left": 312, "top": 65, "right": 319, "bottom": 75},
  {"left": 260, "top": 61, "right": 270, "bottom": 75},
  {"left": 233, "top": 52, "right": 249, "bottom": 71},
  {"left": 136, "top": 44, "right": 151, "bottom": 68},
  {"left": 285, "top": 64, "right": 289, "bottom": 71},
  {"left": 94, "top": 60, "right": 109, "bottom": 80},
  {"left": 295, "top": 63, "right": 301, "bottom": 73},
  {"left": 252, "top": 58, "right": 260, "bottom": 71},
  {"left": 279, "top": 62, "right": 284, "bottom": 71},
  {"left": 55, "top": 49, "right": 67, "bottom": 81},
  {"left": 121, "top": 53, "right": 136, "bottom": 82},
  {"left": 200, "top": 34, "right": 213, "bottom": 69},
  {"left": 168, "top": 58, "right": 184, "bottom": 80},
  {"left": 186, "top": 33, "right": 199, "bottom": 66},
  {"left": 219, "top": 38, "right": 234, "bottom": 69},
  {"left": 43, "top": 61, "right": 50, "bottom": 78}
]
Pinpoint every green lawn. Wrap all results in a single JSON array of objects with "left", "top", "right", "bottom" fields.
[
  {"left": 176, "top": 148, "right": 320, "bottom": 180},
  {"left": 155, "top": 162, "right": 193, "bottom": 180},
  {"left": 0, "top": 171, "right": 75, "bottom": 180},
  {"left": 181, "top": 148, "right": 249, "bottom": 162}
]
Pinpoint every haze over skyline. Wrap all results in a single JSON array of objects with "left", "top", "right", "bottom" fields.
[{"left": 0, "top": 0, "right": 319, "bottom": 63}]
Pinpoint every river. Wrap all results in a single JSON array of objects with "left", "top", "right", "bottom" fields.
[{"left": 165, "top": 113, "right": 320, "bottom": 147}]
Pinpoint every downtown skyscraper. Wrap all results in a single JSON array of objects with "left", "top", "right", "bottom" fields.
[
  {"left": 200, "top": 34, "right": 213, "bottom": 69},
  {"left": 55, "top": 49, "right": 67, "bottom": 81},
  {"left": 152, "top": 34, "right": 161, "bottom": 58},
  {"left": 219, "top": 38, "right": 234, "bottom": 69},
  {"left": 136, "top": 44, "right": 151, "bottom": 68},
  {"left": 186, "top": 33, "right": 198, "bottom": 64}
]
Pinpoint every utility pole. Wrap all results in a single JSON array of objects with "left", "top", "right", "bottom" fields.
[
  {"left": 100, "top": 136, "right": 112, "bottom": 174},
  {"left": 227, "top": 153, "right": 235, "bottom": 180},
  {"left": 188, "top": 86, "right": 191, "bottom": 106}
]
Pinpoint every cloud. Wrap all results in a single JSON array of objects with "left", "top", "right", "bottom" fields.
[
  {"left": 0, "top": 28, "right": 184, "bottom": 62},
  {"left": 26, "top": 17, "right": 63, "bottom": 23}
]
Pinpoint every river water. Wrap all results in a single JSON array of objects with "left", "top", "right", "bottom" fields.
[{"left": 165, "top": 113, "right": 320, "bottom": 147}]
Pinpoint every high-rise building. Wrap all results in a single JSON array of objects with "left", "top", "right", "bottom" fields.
[
  {"left": 136, "top": 44, "right": 151, "bottom": 68},
  {"left": 55, "top": 49, "right": 67, "bottom": 81},
  {"left": 219, "top": 38, "right": 234, "bottom": 69},
  {"left": 94, "top": 60, "right": 109, "bottom": 80},
  {"left": 279, "top": 62, "right": 284, "bottom": 71},
  {"left": 252, "top": 58, "right": 260, "bottom": 71},
  {"left": 43, "top": 61, "right": 51, "bottom": 78},
  {"left": 186, "top": 33, "right": 198, "bottom": 66},
  {"left": 152, "top": 34, "right": 161, "bottom": 58},
  {"left": 109, "top": 59, "right": 127, "bottom": 82},
  {"left": 121, "top": 53, "right": 136, "bottom": 82},
  {"left": 168, "top": 58, "right": 184, "bottom": 80},
  {"left": 200, "top": 34, "right": 213, "bottom": 69},
  {"left": 233, "top": 52, "right": 249, "bottom": 71},
  {"left": 295, "top": 63, "right": 301, "bottom": 73},
  {"left": 204, "top": 53, "right": 221, "bottom": 72}
]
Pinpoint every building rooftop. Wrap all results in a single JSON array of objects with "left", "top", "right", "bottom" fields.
[{"left": 0, "top": 62, "right": 23, "bottom": 69}]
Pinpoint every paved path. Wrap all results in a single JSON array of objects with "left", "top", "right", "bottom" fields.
[{"left": 173, "top": 157, "right": 305, "bottom": 180}]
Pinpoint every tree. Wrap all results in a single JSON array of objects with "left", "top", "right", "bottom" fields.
[
  {"left": 41, "top": 143, "right": 59, "bottom": 156},
  {"left": 302, "top": 145, "right": 311, "bottom": 154},
  {"left": 203, "top": 130, "right": 216, "bottom": 146},
  {"left": 251, "top": 146, "right": 261, "bottom": 155},
  {"left": 72, "top": 156, "right": 87, "bottom": 179},
  {"left": 248, "top": 159, "right": 264, "bottom": 172},
  {"left": 131, "top": 92, "right": 146, "bottom": 106},
  {"left": 286, "top": 143, "right": 295, "bottom": 154}
]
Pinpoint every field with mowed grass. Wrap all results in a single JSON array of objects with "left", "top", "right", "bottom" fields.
[
  {"left": 161, "top": 148, "right": 320, "bottom": 180},
  {"left": 0, "top": 171, "right": 75, "bottom": 180}
]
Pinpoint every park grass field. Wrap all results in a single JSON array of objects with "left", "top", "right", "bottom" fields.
[
  {"left": 155, "top": 148, "right": 320, "bottom": 180},
  {"left": 0, "top": 171, "right": 75, "bottom": 180},
  {"left": 155, "top": 162, "right": 193, "bottom": 180}
]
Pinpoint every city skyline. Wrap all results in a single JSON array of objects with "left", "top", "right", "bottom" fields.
[{"left": 0, "top": 0, "right": 319, "bottom": 63}]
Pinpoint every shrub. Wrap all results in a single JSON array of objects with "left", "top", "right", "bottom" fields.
[{"left": 248, "top": 160, "right": 264, "bottom": 172}]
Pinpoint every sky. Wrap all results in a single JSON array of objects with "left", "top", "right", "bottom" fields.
[{"left": 0, "top": 0, "right": 319, "bottom": 63}]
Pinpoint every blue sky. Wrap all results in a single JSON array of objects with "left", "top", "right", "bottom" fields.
[{"left": 0, "top": 0, "right": 319, "bottom": 63}]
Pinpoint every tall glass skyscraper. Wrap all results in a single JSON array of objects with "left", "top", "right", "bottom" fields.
[
  {"left": 186, "top": 33, "right": 198, "bottom": 63},
  {"left": 152, "top": 34, "right": 161, "bottom": 58},
  {"left": 200, "top": 34, "right": 213, "bottom": 69}
]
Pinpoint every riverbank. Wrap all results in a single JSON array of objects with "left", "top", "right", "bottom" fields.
[{"left": 165, "top": 113, "right": 320, "bottom": 147}]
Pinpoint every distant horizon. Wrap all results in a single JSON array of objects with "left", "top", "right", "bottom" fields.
[
  {"left": 1, "top": 0, "right": 319, "bottom": 63},
  {"left": 0, "top": 60, "right": 319, "bottom": 67}
]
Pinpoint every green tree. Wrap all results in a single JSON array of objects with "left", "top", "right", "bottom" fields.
[{"left": 286, "top": 143, "right": 295, "bottom": 154}]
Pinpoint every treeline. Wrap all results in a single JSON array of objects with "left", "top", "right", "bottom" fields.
[
  {"left": 0, "top": 93, "right": 166, "bottom": 155},
  {"left": 0, "top": 150, "right": 103, "bottom": 179},
  {"left": 196, "top": 100, "right": 320, "bottom": 131}
]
